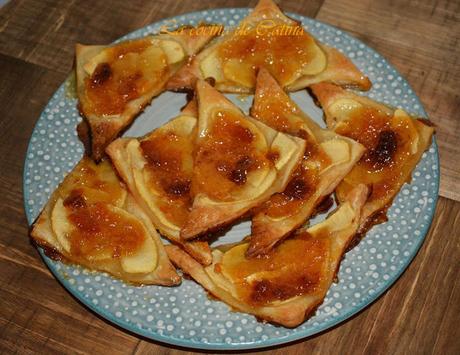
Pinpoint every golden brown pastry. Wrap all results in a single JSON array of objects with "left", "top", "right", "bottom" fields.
[
  {"left": 247, "top": 69, "right": 365, "bottom": 256},
  {"left": 76, "top": 27, "right": 216, "bottom": 161},
  {"left": 106, "top": 100, "right": 212, "bottom": 265},
  {"left": 167, "top": 0, "right": 370, "bottom": 94},
  {"left": 310, "top": 82, "right": 435, "bottom": 234},
  {"left": 166, "top": 184, "right": 368, "bottom": 327},
  {"left": 30, "top": 157, "right": 180, "bottom": 285},
  {"left": 180, "top": 80, "right": 306, "bottom": 240}
]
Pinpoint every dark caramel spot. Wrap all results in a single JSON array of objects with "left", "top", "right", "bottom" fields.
[
  {"left": 204, "top": 76, "right": 216, "bottom": 87},
  {"left": 40, "top": 244, "right": 63, "bottom": 261},
  {"left": 284, "top": 178, "right": 309, "bottom": 200},
  {"left": 166, "top": 180, "right": 191, "bottom": 197},
  {"left": 367, "top": 130, "right": 398, "bottom": 168},
  {"left": 63, "top": 190, "right": 86, "bottom": 209},
  {"left": 91, "top": 63, "right": 112, "bottom": 86},
  {"left": 313, "top": 195, "right": 334, "bottom": 216},
  {"left": 297, "top": 129, "right": 310, "bottom": 140},
  {"left": 229, "top": 156, "right": 252, "bottom": 185},
  {"left": 230, "top": 170, "right": 247, "bottom": 185},
  {"left": 266, "top": 150, "right": 280, "bottom": 163},
  {"left": 251, "top": 275, "right": 318, "bottom": 304}
]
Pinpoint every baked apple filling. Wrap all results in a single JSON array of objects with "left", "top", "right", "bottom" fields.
[
  {"left": 139, "top": 127, "right": 194, "bottom": 227},
  {"left": 82, "top": 37, "right": 187, "bottom": 116},
  {"left": 200, "top": 24, "right": 326, "bottom": 88},
  {"left": 329, "top": 102, "right": 420, "bottom": 203},
  {"left": 213, "top": 233, "right": 328, "bottom": 306},
  {"left": 193, "top": 109, "right": 272, "bottom": 201}
]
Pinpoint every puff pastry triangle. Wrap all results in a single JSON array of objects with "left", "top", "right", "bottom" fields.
[
  {"left": 106, "top": 100, "right": 212, "bottom": 265},
  {"left": 180, "top": 80, "right": 306, "bottom": 240},
  {"left": 246, "top": 69, "right": 365, "bottom": 256},
  {"left": 166, "top": 184, "right": 368, "bottom": 327},
  {"left": 76, "top": 27, "right": 216, "bottom": 160},
  {"left": 167, "top": 0, "right": 370, "bottom": 94},
  {"left": 30, "top": 157, "right": 180, "bottom": 285},
  {"left": 310, "top": 82, "right": 435, "bottom": 234}
]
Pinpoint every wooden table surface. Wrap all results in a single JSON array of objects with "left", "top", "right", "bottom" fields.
[{"left": 0, "top": 0, "right": 459, "bottom": 354}]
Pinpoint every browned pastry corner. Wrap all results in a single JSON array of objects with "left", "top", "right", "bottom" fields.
[
  {"left": 167, "top": 0, "right": 370, "bottom": 94},
  {"left": 30, "top": 157, "right": 180, "bottom": 285},
  {"left": 179, "top": 79, "right": 306, "bottom": 240},
  {"left": 246, "top": 68, "right": 365, "bottom": 257},
  {"left": 310, "top": 82, "right": 435, "bottom": 234},
  {"left": 167, "top": 184, "right": 368, "bottom": 327},
  {"left": 76, "top": 26, "right": 217, "bottom": 161}
]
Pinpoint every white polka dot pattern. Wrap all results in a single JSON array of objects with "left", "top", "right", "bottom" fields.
[{"left": 23, "top": 9, "right": 439, "bottom": 350}]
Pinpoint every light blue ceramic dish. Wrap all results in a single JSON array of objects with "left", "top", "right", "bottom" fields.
[{"left": 23, "top": 8, "right": 439, "bottom": 350}]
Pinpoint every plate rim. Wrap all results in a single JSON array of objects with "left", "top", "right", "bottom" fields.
[{"left": 22, "top": 7, "right": 440, "bottom": 350}]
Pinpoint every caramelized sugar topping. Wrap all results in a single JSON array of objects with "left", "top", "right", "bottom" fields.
[
  {"left": 261, "top": 136, "right": 330, "bottom": 219},
  {"left": 193, "top": 110, "right": 270, "bottom": 201},
  {"left": 335, "top": 107, "right": 416, "bottom": 201},
  {"left": 140, "top": 130, "right": 194, "bottom": 227},
  {"left": 64, "top": 190, "right": 145, "bottom": 259},
  {"left": 218, "top": 26, "right": 319, "bottom": 87},
  {"left": 251, "top": 86, "right": 332, "bottom": 218},
  {"left": 220, "top": 232, "right": 328, "bottom": 306},
  {"left": 262, "top": 158, "right": 317, "bottom": 218},
  {"left": 367, "top": 130, "right": 398, "bottom": 169},
  {"left": 251, "top": 81, "right": 301, "bottom": 134},
  {"left": 61, "top": 160, "right": 125, "bottom": 206},
  {"left": 84, "top": 38, "right": 168, "bottom": 116},
  {"left": 251, "top": 76, "right": 337, "bottom": 218}
]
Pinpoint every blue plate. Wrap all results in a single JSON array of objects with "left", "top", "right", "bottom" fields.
[{"left": 23, "top": 8, "right": 439, "bottom": 350}]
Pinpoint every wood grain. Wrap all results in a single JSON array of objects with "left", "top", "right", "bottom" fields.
[{"left": 0, "top": 0, "right": 459, "bottom": 354}]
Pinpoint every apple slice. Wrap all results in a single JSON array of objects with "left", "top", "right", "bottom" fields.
[
  {"left": 120, "top": 234, "right": 158, "bottom": 274},
  {"left": 327, "top": 98, "right": 363, "bottom": 129},
  {"left": 392, "top": 109, "right": 419, "bottom": 154},
  {"left": 130, "top": 46, "right": 168, "bottom": 83},
  {"left": 160, "top": 40, "right": 185, "bottom": 64},
  {"left": 129, "top": 144, "right": 181, "bottom": 232},
  {"left": 131, "top": 166, "right": 180, "bottom": 231},
  {"left": 200, "top": 52, "right": 225, "bottom": 83},
  {"left": 271, "top": 132, "right": 301, "bottom": 170},
  {"left": 51, "top": 197, "right": 114, "bottom": 260},
  {"left": 222, "top": 59, "right": 255, "bottom": 88},
  {"left": 320, "top": 139, "right": 350, "bottom": 167},
  {"left": 51, "top": 198, "right": 74, "bottom": 253},
  {"left": 308, "top": 201, "right": 355, "bottom": 235},
  {"left": 300, "top": 43, "right": 327, "bottom": 76}
]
